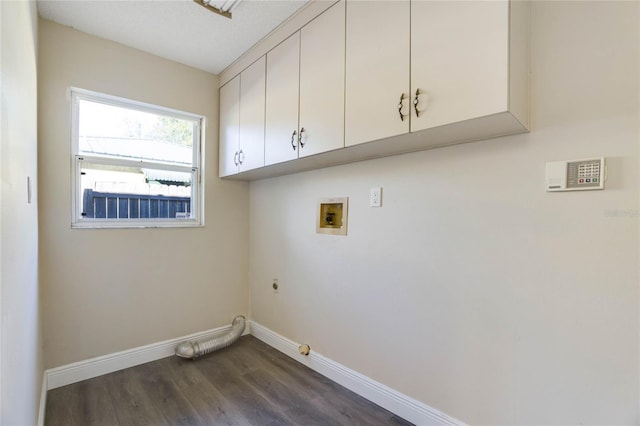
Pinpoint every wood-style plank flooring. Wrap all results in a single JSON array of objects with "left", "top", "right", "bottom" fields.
[{"left": 45, "top": 335, "right": 413, "bottom": 426}]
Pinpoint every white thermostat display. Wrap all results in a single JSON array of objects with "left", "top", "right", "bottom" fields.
[{"left": 546, "top": 157, "right": 605, "bottom": 192}]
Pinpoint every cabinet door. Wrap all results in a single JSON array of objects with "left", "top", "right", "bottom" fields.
[
  {"left": 265, "top": 32, "right": 300, "bottom": 166},
  {"left": 298, "top": 0, "right": 345, "bottom": 158},
  {"left": 345, "top": 0, "right": 410, "bottom": 147},
  {"left": 239, "top": 56, "right": 266, "bottom": 172},
  {"left": 219, "top": 75, "right": 240, "bottom": 177},
  {"left": 411, "top": 0, "right": 509, "bottom": 132}
]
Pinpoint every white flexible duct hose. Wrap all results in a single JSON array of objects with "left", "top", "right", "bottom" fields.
[{"left": 175, "top": 315, "right": 246, "bottom": 359}]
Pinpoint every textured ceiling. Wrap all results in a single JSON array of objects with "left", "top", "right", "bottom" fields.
[{"left": 37, "top": 0, "right": 309, "bottom": 75}]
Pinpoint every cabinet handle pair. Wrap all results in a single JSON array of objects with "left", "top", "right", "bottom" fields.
[
  {"left": 398, "top": 90, "right": 422, "bottom": 121},
  {"left": 234, "top": 150, "right": 245, "bottom": 166},
  {"left": 291, "top": 128, "right": 306, "bottom": 150}
]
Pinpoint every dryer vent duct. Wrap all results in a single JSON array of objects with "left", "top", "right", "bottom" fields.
[{"left": 175, "top": 315, "right": 246, "bottom": 359}]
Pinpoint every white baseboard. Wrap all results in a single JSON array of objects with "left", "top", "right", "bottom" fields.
[
  {"left": 250, "top": 321, "right": 465, "bottom": 426},
  {"left": 46, "top": 322, "right": 251, "bottom": 390},
  {"left": 43, "top": 320, "right": 462, "bottom": 426},
  {"left": 37, "top": 371, "right": 47, "bottom": 426}
]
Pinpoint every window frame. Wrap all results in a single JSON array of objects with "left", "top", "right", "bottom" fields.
[{"left": 70, "top": 88, "right": 205, "bottom": 229}]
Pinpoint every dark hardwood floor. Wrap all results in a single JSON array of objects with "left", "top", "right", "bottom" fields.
[{"left": 45, "top": 335, "right": 413, "bottom": 426}]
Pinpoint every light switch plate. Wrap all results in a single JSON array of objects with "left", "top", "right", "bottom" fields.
[
  {"left": 370, "top": 187, "right": 381, "bottom": 207},
  {"left": 27, "top": 176, "right": 32, "bottom": 204}
]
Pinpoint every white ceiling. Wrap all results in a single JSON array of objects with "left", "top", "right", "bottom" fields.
[{"left": 37, "top": 0, "right": 309, "bottom": 75}]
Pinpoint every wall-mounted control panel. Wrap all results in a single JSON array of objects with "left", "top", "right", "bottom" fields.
[{"left": 546, "top": 157, "right": 605, "bottom": 192}]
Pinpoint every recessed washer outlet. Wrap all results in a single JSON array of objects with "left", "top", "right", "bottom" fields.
[{"left": 317, "top": 197, "right": 348, "bottom": 236}]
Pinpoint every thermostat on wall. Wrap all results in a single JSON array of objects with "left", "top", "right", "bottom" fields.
[{"left": 546, "top": 157, "right": 605, "bottom": 192}]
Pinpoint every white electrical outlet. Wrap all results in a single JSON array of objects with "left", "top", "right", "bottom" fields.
[{"left": 370, "top": 187, "right": 382, "bottom": 207}]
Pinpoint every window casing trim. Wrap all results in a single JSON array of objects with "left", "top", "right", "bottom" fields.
[{"left": 70, "top": 88, "right": 205, "bottom": 229}]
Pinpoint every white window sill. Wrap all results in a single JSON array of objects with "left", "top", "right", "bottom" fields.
[{"left": 71, "top": 219, "right": 204, "bottom": 229}]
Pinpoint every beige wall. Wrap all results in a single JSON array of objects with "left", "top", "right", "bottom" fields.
[
  {"left": 38, "top": 19, "right": 250, "bottom": 368},
  {"left": 249, "top": 2, "right": 639, "bottom": 424},
  {"left": 0, "top": 0, "right": 42, "bottom": 424}
]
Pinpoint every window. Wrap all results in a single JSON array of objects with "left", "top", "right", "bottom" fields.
[{"left": 71, "top": 88, "right": 204, "bottom": 228}]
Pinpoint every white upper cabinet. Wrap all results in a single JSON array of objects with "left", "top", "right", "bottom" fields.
[
  {"left": 219, "top": 75, "right": 240, "bottom": 178},
  {"left": 264, "top": 0, "right": 346, "bottom": 166},
  {"left": 219, "top": 0, "right": 529, "bottom": 180},
  {"left": 345, "top": 0, "right": 527, "bottom": 148},
  {"left": 411, "top": 0, "right": 511, "bottom": 132},
  {"left": 238, "top": 56, "right": 266, "bottom": 172},
  {"left": 265, "top": 32, "right": 300, "bottom": 166},
  {"left": 298, "top": 0, "right": 345, "bottom": 158},
  {"left": 345, "top": 0, "right": 410, "bottom": 147},
  {"left": 219, "top": 57, "right": 266, "bottom": 177}
]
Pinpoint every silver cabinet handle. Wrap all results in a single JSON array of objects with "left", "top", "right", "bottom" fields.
[
  {"left": 413, "top": 89, "right": 421, "bottom": 117},
  {"left": 291, "top": 130, "right": 297, "bottom": 151},
  {"left": 233, "top": 151, "right": 239, "bottom": 166},
  {"left": 238, "top": 149, "right": 245, "bottom": 164},
  {"left": 298, "top": 127, "right": 306, "bottom": 148},
  {"left": 398, "top": 93, "right": 406, "bottom": 122}
]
